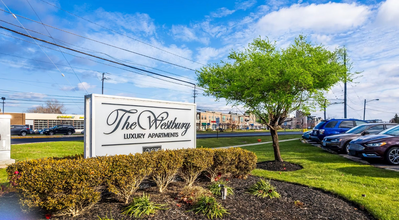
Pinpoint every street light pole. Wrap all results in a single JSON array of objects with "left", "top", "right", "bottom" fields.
[
  {"left": 324, "top": 100, "right": 344, "bottom": 120},
  {"left": 1, "top": 97, "right": 5, "bottom": 114},
  {"left": 363, "top": 99, "right": 379, "bottom": 120}
]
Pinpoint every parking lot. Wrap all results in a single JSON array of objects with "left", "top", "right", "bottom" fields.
[{"left": 305, "top": 140, "right": 399, "bottom": 172}]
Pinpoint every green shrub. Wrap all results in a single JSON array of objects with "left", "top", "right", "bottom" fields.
[
  {"left": 6, "top": 157, "right": 107, "bottom": 217},
  {"left": 151, "top": 150, "right": 184, "bottom": 193},
  {"left": 190, "top": 196, "right": 229, "bottom": 219},
  {"left": 106, "top": 153, "right": 154, "bottom": 204},
  {"left": 122, "top": 193, "right": 167, "bottom": 218},
  {"left": 248, "top": 179, "right": 280, "bottom": 199},
  {"left": 208, "top": 180, "right": 234, "bottom": 197},
  {"left": 180, "top": 148, "right": 214, "bottom": 186},
  {"left": 178, "top": 186, "right": 213, "bottom": 205},
  {"left": 206, "top": 148, "right": 237, "bottom": 182},
  {"left": 231, "top": 148, "right": 257, "bottom": 179}
]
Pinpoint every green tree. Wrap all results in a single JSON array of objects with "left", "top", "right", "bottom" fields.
[
  {"left": 390, "top": 114, "right": 399, "bottom": 123},
  {"left": 197, "top": 36, "right": 349, "bottom": 162}
]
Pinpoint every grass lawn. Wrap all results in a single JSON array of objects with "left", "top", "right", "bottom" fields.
[
  {"left": 197, "top": 134, "right": 300, "bottom": 148},
  {"left": 244, "top": 141, "right": 399, "bottom": 220}
]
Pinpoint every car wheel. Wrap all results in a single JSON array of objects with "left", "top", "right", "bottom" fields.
[
  {"left": 67, "top": 131, "right": 72, "bottom": 135},
  {"left": 386, "top": 147, "right": 399, "bottom": 165},
  {"left": 20, "top": 131, "right": 27, "bottom": 136},
  {"left": 344, "top": 142, "right": 350, "bottom": 154},
  {"left": 49, "top": 131, "right": 54, "bottom": 136}
]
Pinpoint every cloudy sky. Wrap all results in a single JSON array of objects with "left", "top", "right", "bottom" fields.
[{"left": 0, "top": 0, "right": 398, "bottom": 121}]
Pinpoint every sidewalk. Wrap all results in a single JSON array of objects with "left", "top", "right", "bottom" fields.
[{"left": 215, "top": 138, "right": 299, "bottom": 149}]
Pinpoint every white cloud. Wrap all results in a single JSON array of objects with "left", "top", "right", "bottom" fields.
[
  {"left": 210, "top": 7, "right": 236, "bottom": 18},
  {"left": 195, "top": 46, "right": 231, "bottom": 65},
  {"left": 93, "top": 9, "right": 156, "bottom": 36},
  {"left": 257, "top": 2, "right": 371, "bottom": 34},
  {"left": 236, "top": 0, "right": 257, "bottom": 10},
  {"left": 375, "top": 0, "right": 399, "bottom": 28},
  {"left": 9, "top": 92, "right": 47, "bottom": 99},
  {"left": 171, "top": 25, "right": 209, "bottom": 44},
  {"left": 62, "top": 82, "right": 95, "bottom": 91}
]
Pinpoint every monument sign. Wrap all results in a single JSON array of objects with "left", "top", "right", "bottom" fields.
[{"left": 84, "top": 94, "right": 196, "bottom": 158}]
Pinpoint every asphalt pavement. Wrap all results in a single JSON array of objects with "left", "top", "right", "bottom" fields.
[{"left": 11, "top": 131, "right": 302, "bottom": 144}]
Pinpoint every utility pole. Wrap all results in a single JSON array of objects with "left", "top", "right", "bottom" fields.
[
  {"left": 363, "top": 99, "right": 379, "bottom": 120},
  {"left": 193, "top": 85, "right": 196, "bottom": 103},
  {"left": 344, "top": 47, "right": 347, "bottom": 118},
  {"left": 324, "top": 99, "right": 327, "bottom": 120},
  {"left": 1, "top": 97, "right": 5, "bottom": 114},
  {"left": 101, "top": 73, "right": 109, "bottom": 95}
]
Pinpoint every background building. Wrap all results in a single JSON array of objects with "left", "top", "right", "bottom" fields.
[
  {"left": 4, "top": 112, "right": 84, "bottom": 132},
  {"left": 196, "top": 111, "right": 264, "bottom": 131}
]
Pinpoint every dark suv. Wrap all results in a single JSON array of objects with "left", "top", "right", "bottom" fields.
[
  {"left": 310, "top": 119, "right": 367, "bottom": 142},
  {"left": 44, "top": 125, "right": 75, "bottom": 135},
  {"left": 10, "top": 125, "right": 30, "bottom": 136},
  {"left": 348, "top": 125, "right": 399, "bottom": 165}
]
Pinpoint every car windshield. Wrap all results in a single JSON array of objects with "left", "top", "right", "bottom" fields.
[
  {"left": 380, "top": 125, "right": 399, "bottom": 136},
  {"left": 52, "top": 125, "right": 59, "bottom": 129},
  {"left": 314, "top": 121, "right": 326, "bottom": 129},
  {"left": 346, "top": 125, "right": 368, "bottom": 134}
]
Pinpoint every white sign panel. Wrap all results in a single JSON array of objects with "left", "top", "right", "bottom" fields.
[{"left": 84, "top": 94, "right": 196, "bottom": 158}]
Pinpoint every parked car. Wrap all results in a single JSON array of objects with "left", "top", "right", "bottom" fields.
[
  {"left": 310, "top": 119, "right": 367, "bottom": 142},
  {"left": 348, "top": 125, "right": 399, "bottom": 165},
  {"left": 44, "top": 125, "right": 75, "bottom": 135},
  {"left": 302, "top": 130, "right": 312, "bottom": 140},
  {"left": 322, "top": 123, "right": 397, "bottom": 153},
  {"left": 10, "top": 125, "right": 30, "bottom": 136}
]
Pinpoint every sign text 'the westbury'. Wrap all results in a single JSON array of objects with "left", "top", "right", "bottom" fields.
[{"left": 104, "top": 109, "right": 191, "bottom": 138}]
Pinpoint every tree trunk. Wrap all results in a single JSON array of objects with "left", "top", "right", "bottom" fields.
[{"left": 270, "top": 128, "right": 283, "bottom": 162}]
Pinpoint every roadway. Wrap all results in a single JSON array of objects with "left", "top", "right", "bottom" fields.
[{"left": 11, "top": 131, "right": 302, "bottom": 144}]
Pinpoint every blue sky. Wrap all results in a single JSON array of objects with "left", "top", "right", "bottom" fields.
[{"left": 0, "top": 0, "right": 398, "bottom": 121}]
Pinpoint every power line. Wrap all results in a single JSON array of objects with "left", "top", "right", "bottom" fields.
[
  {"left": 25, "top": 0, "right": 88, "bottom": 93},
  {"left": 0, "top": 0, "right": 85, "bottom": 112},
  {"left": 0, "top": 0, "right": 66, "bottom": 79},
  {"left": 38, "top": 0, "right": 205, "bottom": 66},
  {"left": 0, "top": 8, "right": 197, "bottom": 71},
  {"left": 0, "top": 19, "right": 195, "bottom": 81},
  {"left": 0, "top": 29, "right": 196, "bottom": 90}
]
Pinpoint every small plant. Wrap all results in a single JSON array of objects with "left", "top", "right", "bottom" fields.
[
  {"left": 122, "top": 193, "right": 167, "bottom": 218},
  {"left": 294, "top": 200, "right": 304, "bottom": 208},
  {"left": 190, "top": 196, "right": 229, "bottom": 219},
  {"left": 208, "top": 180, "right": 234, "bottom": 197},
  {"left": 178, "top": 186, "right": 213, "bottom": 205},
  {"left": 248, "top": 179, "right": 280, "bottom": 199}
]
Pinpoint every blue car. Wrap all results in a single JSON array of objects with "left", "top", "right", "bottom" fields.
[{"left": 310, "top": 119, "right": 367, "bottom": 142}]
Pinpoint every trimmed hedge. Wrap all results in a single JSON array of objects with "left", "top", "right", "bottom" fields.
[
  {"left": 180, "top": 148, "right": 214, "bottom": 186},
  {"left": 6, "top": 147, "right": 257, "bottom": 217},
  {"left": 7, "top": 157, "right": 107, "bottom": 217},
  {"left": 151, "top": 150, "right": 184, "bottom": 193},
  {"left": 106, "top": 153, "right": 154, "bottom": 204}
]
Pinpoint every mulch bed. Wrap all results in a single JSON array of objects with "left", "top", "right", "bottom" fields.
[
  {"left": 257, "top": 160, "right": 303, "bottom": 171},
  {"left": 0, "top": 175, "right": 375, "bottom": 220}
]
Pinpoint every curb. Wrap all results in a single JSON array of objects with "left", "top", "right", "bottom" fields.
[{"left": 11, "top": 135, "right": 84, "bottom": 139}]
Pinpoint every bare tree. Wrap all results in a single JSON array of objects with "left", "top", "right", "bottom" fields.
[{"left": 27, "top": 100, "right": 66, "bottom": 114}]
